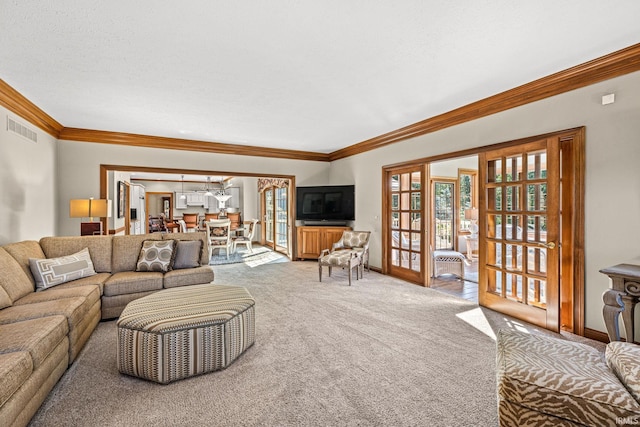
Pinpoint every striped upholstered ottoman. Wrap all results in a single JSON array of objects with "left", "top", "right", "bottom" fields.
[{"left": 116, "top": 284, "right": 255, "bottom": 384}]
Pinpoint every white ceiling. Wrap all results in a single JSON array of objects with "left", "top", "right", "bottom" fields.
[{"left": 1, "top": 1, "right": 639, "bottom": 154}]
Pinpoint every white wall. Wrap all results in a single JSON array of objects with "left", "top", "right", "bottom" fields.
[
  {"left": 430, "top": 155, "right": 478, "bottom": 178},
  {"left": 332, "top": 70, "right": 640, "bottom": 333},
  {"left": 56, "top": 140, "right": 330, "bottom": 237},
  {"left": 0, "top": 105, "right": 57, "bottom": 244}
]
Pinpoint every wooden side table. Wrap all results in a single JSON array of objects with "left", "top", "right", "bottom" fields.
[{"left": 600, "top": 263, "right": 640, "bottom": 343}]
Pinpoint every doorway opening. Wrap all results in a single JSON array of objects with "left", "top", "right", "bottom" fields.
[{"left": 99, "top": 164, "right": 295, "bottom": 260}]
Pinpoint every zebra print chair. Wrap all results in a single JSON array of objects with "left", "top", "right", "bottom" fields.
[{"left": 497, "top": 329, "right": 640, "bottom": 426}]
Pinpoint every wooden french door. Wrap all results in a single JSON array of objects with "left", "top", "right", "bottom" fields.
[
  {"left": 263, "top": 186, "right": 289, "bottom": 254},
  {"left": 478, "top": 138, "right": 560, "bottom": 331},
  {"left": 385, "top": 166, "right": 426, "bottom": 284}
]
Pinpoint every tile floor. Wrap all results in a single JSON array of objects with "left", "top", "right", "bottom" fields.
[{"left": 430, "top": 259, "right": 479, "bottom": 303}]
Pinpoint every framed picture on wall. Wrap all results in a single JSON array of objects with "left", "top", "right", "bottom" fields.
[{"left": 117, "top": 181, "right": 125, "bottom": 218}]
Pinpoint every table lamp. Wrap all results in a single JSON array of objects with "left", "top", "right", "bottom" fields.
[
  {"left": 464, "top": 207, "right": 479, "bottom": 238},
  {"left": 70, "top": 198, "right": 111, "bottom": 235}
]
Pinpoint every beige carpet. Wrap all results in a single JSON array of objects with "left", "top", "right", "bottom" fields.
[{"left": 29, "top": 261, "right": 599, "bottom": 427}]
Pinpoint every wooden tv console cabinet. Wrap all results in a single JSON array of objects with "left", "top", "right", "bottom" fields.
[{"left": 296, "top": 226, "right": 351, "bottom": 260}]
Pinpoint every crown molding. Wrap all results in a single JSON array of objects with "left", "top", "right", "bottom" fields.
[
  {"left": 2, "top": 43, "right": 639, "bottom": 161},
  {"left": 0, "top": 79, "right": 63, "bottom": 137},
  {"left": 58, "top": 127, "right": 330, "bottom": 162},
  {"left": 328, "top": 42, "right": 640, "bottom": 161}
]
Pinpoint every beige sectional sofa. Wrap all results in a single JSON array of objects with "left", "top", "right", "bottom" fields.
[{"left": 0, "top": 232, "right": 214, "bottom": 427}]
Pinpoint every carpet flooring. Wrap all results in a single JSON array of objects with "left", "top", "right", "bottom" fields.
[{"left": 29, "top": 261, "right": 598, "bottom": 427}]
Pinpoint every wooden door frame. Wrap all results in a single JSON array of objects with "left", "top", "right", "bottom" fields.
[
  {"left": 258, "top": 180, "right": 294, "bottom": 258},
  {"left": 382, "top": 127, "right": 585, "bottom": 335}
]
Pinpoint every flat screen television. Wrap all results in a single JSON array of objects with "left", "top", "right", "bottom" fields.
[{"left": 296, "top": 185, "right": 355, "bottom": 224}]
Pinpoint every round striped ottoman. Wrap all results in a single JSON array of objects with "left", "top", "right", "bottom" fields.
[{"left": 116, "top": 283, "right": 255, "bottom": 384}]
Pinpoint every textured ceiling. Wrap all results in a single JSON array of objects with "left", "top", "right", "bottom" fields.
[{"left": 1, "top": 1, "right": 639, "bottom": 153}]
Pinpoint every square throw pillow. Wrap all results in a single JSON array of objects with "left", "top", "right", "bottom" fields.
[
  {"left": 171, "top": 240, "right": 203, "bottom": 270},
  {"left": 29, "top": 247, "right": 97, "bottom": 291},
  {"left": 136, "top": 240, "right": 176, "bottom": 272},
  {"left": 606, "top": 341, "right": 640, "bottom": 402}
]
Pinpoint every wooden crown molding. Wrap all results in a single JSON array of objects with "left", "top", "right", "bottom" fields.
[
  {"left": 58, "top": 127, "right": 330, "bottom": 162},
  {"left": 0, "top": 79, "right": 63, "bottom": 137},
  {"left": 2, "top": 43, "right": 640, "bottom": 161},
  {"left": 328, "top": 42, "right": 640, "bottom": 161}
]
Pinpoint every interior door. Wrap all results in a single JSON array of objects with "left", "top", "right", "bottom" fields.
[
  {"left": 478, "top": 138, "right": 560, "bottom": 331},
  {"left": 385, "top": 166, "right": 425, "bottom": 284}
]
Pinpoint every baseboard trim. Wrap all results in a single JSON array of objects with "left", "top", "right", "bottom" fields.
[{"left": 584, "top": 328, "right": 610, "bottom": 343}]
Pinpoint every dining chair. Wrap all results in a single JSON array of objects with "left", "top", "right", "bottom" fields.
[
  {"left": 182, "top": 213, "right": 199, "bottom": 232},
  {"left": 205, "top": 219, "right": 232, "bottom": 259},
  {"left": 232, "top": 219, "right": 259, "bottom": 253}
]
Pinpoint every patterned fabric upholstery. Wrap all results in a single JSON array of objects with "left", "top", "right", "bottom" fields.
[
  {"left": 335, "top": 231, "right": 370, "bottom": 249},
  {"left": 117, "top": 284, "right": 255, "bottom": 384},
  {"left": 606, "top": 342, "right": 640, "bottom": 403},
  {"left": 333, "top": 231, "right": 371, "bottom": 271},
  {"left": 497, "top": 329, "right": 640, "bottom": 427},
  {"left": 135, "top": 240, "right": 175, "bottom": 273},
  {"left": 318, "top": 250, "right": 361, "bottom": 286}
]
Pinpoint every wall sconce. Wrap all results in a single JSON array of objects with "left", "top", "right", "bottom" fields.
[{"left": 70, "top": 198, "right": 111, "bottom": 236}]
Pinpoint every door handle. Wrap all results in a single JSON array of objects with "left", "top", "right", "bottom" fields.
[{"left": 536, "top": 242, "right": 556, "bottom": 250}]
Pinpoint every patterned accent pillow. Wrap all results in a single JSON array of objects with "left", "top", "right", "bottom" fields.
[
  {"left": 606, "top": 341, "right": 640, "bottom": 401},
  {"left": 171, "top": 240, "right": 202, "bottom": 270},
  {"left": 136, "top": 240, "right": 176, "bottom": 272},
  {"left": 29, "top": 247, "right": 97, "bottom": 291}
]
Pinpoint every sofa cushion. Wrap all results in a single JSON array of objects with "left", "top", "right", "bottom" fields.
[
  {"left": 606, "top": 341, "right": 640, "bottom": 403},
  {"left": 0, "top": 286, "right": 11, "bottom": 310},
  {"left": 2, "top": 240, "right": 46, "bottom": 287},
  {"left": 0, "top": 247, "right": 36, "bottom": 304},
  {"left": 40, "top": 235, "right": 113, "bottom": 273},
  {"left": 103, "top": 272, "right": 163, "bottom": 297},
  {"left": 0, "top": 351, "right": 32, "bottom": 408},
  {"left": 0, "top": 296, "right": 92, "bottom": 327},
  {"left": 29, "top": 248, "right": 97, "bottom": 291},
  {"left": 497, "top": 329, "right": 640, "bottom": 425},
  {"left": 171, "top": 240, "right": 203, "bottom": 270},
  {"left": 14, "top": 284, "right": 100, "bottom": 308},
  {"left": 46, "top": 272, "right": 110, "bottom": 295},
  {"left": 0, "top": 316, "right": 68, "bottom": 368},
  {"left": 136, "top": 240, "right": 175, "bottom": 273},
  {"left": 112, "top": 234, "right": 162, "bottom": 273},
  {"left": 164, "top": 266, "right": 215, "bottom": 289},
  {"left": 162, "top": 232, "right": 209, "bottom": 265}
]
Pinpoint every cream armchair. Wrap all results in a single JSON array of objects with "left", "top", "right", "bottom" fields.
[{"left": 332, "top": 230, "right": 371, "bottom": 272}]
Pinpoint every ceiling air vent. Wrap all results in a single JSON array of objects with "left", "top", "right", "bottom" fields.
[{"left": 7, "top": 116, "right": 38, "bottom": 143}]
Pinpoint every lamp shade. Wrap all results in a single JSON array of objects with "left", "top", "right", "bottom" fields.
[
  {"left": 70, "top": 199, "right": 111, "bottom": 218},
  {"left": 70, "top": 199, "right": 91, "bottom": 218},
  {"left": 464, "top": 208, "right": 478, "bottom": 221}
]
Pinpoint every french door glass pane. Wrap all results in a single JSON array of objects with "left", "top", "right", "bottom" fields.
[
  {"left": 275, "top": 187, "right": 288, "bottom": 249},
  {"left": 265, "top": 189, "right": 273, "bottom": 244},
  {"left": 434, "top": 182, "right": 454, "bottom": 250}
]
